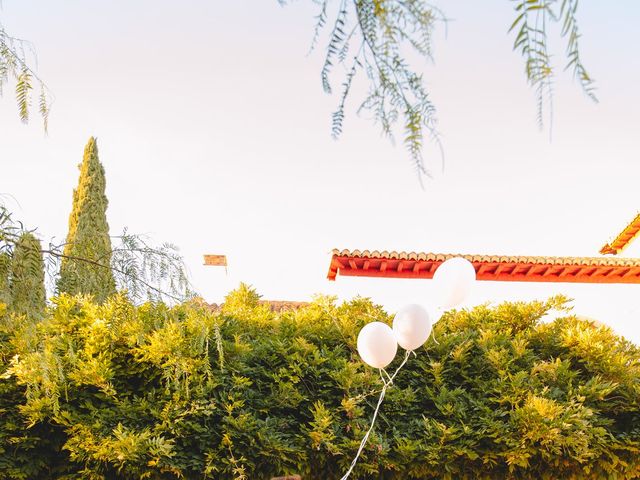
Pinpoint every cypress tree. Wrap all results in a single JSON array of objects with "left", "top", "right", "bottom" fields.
[
  {"left": 9, "top": 233, "right": 46, "bottom": 317},
  {"left": 0, "top": 252, "right": 10, "bottom": 306},
  {"left": 57, "top": 137, "right": 116, "bottom": 302}
]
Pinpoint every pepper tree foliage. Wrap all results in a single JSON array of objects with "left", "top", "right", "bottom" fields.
[
  {"left": 282, "top": 0, "right": 597, "bottom": 179},
  {"left": 57, "top": 137, "right": 117, "bottom": 303},
  {"left": 5, "top": 3, "right": 596, "bottom": 180},
  {"left": 7, "top": 232, "right": 46, "bottom": 318},
  {"left": 508, "top": 0, "right": 597, "bottom": 129},
  {"left": 0, "top": 206, "right": 191, "bottom": 308},
  {"left": 1, "top": 286, "right": 638, "bottom": 479},
  {"left": 0, "top": 18, "right": 51, "bottom": 130}
]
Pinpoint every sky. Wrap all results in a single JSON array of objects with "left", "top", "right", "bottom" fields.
[{"left": 1, "top": 1, "right": 639, "bottom": 341}]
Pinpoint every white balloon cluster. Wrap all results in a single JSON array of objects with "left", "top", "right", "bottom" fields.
[
  {"left": 356, "top": 257, "right": 477, "bottom": 368},
  {"left": 343, "top": 257, "right": 477, "bottom": 480}
]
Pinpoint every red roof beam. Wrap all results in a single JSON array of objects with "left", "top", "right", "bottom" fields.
[
  {"left": 327, "top": 250, "right": 640, "bottom": 284},
  {"left": 600, "top": 213, "right": 640, "bottom": 255}
]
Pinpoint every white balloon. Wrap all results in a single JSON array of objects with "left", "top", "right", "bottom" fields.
[
  {"left": 392, "top": 304, "right": 432, "bottom": 351},
  {"left": 433, "top": 257, "right": 477, "bottom": 309},
  {"left": 357, "top": 322, "right": 398, "bottom": 369}
]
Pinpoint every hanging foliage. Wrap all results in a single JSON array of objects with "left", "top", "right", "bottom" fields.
[
  {"left": 0, "top": 25, "right": 51, "bottom": 130},
  {"left": 508, "top": 0, "right": 597, "bottom": 129},
  {"left": 282, "top": 0, "right": 597, "bottom": 180}
]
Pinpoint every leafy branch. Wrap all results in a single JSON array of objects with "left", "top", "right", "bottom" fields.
[
  {"left": 294, "top": 0, "right": 445, "bottom": 182},
  {"left": 1, "top": 204, "right": 193, "bottom": 305},
  {"left": 283, "top": 0, "right": 597, "bottom": 181},
  {"left": 559, "top": 0, "right": 596, "bottom": 101},
  {"left": 509, "top": 0, "right": 597, "bottom": 129},
  {"left": 0, "top": 21, "right": 52, "bottom": 131},
  {"left": 109, "top": 230, "right": 194, "bottom": 303},
  {"left": 41, "top": 237, "right": 193, "bottom": 304}
]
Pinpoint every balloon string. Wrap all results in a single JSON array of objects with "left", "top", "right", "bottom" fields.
[
  {"left": 339, "top": 380, "right": 387, "bottom": 480},
  {"left": 340, "top": 350, "right": 413, "bottom": 480}
]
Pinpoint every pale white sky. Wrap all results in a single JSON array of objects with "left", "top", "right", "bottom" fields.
[{"left": 1, "top": 1, "right": 639, "bottom": 341}]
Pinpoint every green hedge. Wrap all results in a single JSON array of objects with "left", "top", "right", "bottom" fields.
[{"left": 1, "top": 285, "right": 639, "bottom": 479}]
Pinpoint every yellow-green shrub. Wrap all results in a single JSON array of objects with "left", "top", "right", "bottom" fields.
[{"left": 1, "top": 288, "right": 639, "bottom": 479}]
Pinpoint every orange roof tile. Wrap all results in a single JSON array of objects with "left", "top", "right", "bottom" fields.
[
  {"left": 204, "top": 254, "right": 227, "bottom": 266},
  {"left": 328, "top": 249, "right": 640, "bottom": 284},
  {"left": 600, "top": 213, "right": 640, "bottom": 255}
]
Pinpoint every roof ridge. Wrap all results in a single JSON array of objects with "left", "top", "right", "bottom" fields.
[{"left": 331, "top": 249, "right": 640, "bottom": 266}]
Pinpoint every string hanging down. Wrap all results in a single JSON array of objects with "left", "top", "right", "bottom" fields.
[
  {"left": 343, "top": 257, "right": 477, "bottom": 478},
  {"left": 339, "top": 350, "right": 414, "bottom": 480}
]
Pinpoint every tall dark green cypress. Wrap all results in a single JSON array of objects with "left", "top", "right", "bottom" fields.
[
  {"left": 9, "top": 233, "right": 46, "bottom": 317},
  {"left": 57, "top": 137, "right": 116, "bottom": 302}
]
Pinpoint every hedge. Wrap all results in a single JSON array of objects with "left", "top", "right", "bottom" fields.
[{"left": 1, "top": 285, "right": 639, "bottom": 479}]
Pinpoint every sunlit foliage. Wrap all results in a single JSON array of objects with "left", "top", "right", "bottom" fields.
[
  {"left": 57, "top": 137, "right": 116, "bottom": 302},
  {"left": 1, "top": 288, "right": 638, "bottom": 478}
]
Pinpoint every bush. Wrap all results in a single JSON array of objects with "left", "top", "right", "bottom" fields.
[
  {"left": 1, "top": 286, "right": 639, "bottom": 479},
  {"left": 8, "top": 232, "right": 46, "bottom": 318}
]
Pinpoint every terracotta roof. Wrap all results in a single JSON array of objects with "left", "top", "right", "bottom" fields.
[
  {"left": 208, "top": 300, "right": 309, "bottom": 312},
  {"left": 204, "top": 254, "right": 227, "bottom": 266},
  {"left": 600, "top": 213, "right": 640, "bottom": 255},
  {"left": 258, "top": 300, "right": 309, "bottom": 312},
  {"left": 328, "top": 249, "right": 640, "bottom": 284}
]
